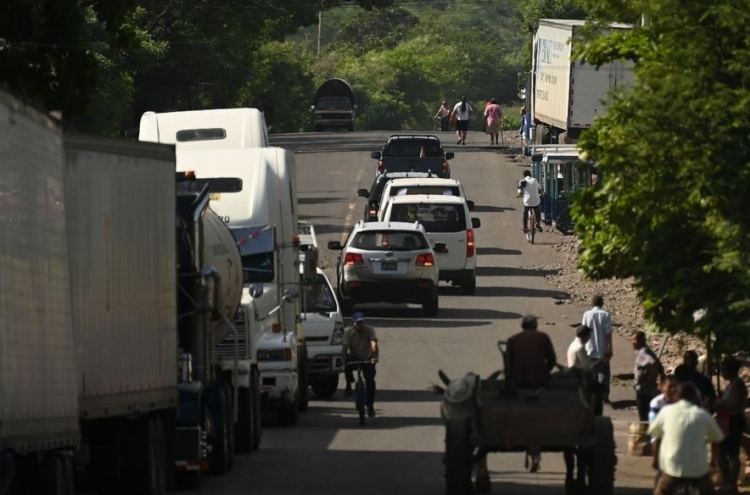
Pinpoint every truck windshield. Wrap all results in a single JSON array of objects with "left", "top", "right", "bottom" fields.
[
  {"left": 241, "top": 252, "right": 274, "bottom": 283},
  {"left": 318, "top": 97, "right": 351, "bottom": 110},
  {"left": 303, "top": 274, "right": 337, "bottom": 313}
]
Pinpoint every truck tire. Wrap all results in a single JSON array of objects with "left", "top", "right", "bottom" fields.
[
  {"left": 235, "top": 387, "right": 253, "bottom": 453},
  {"left": 89, "top": 419, "right": 124, "bottom": 494},
  {"left": 122, "top": 415, "right": 166, "bottom": 495},
  {"left": 251, "top": 366, "right": 262, "bottom": 450},
  {"left": 444, "top": 418, "right": 473, "bottom": 495},
  {"left": 38, "top": 452, "right": 75, "bottom": 495},
  {"left": 311, "top": 374, "right": 339, "bottom": 399},
  {"left": 423, "top": 296, "right": 439, "bottom": 317},
  {"left": 209, "top": 388, "right": 230, "bottom": 475},
  {"left": 589, "top": 416, "right": 617, "bottom": 495},
  {"left": 298, "top": 346, "right": 310, "bottom": 412}
]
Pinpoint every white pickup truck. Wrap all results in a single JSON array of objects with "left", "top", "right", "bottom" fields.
[{"left": 299, "top": 222, "right": 345, "bottom": 398}]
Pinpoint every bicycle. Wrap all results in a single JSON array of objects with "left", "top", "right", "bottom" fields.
[{"left": 346, "top": 360, "right": 373, "bottom": 425}]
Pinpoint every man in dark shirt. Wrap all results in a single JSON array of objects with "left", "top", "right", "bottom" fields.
[
  {"left": 683, "top": 350, "right": 717, "bottom": 412},
  {"left": 506, "top": 315, "right": 557, "bottom": 388}
]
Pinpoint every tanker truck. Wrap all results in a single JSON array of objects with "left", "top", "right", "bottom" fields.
[{"left": 0, "top": 89, "right": 254, "bottom": 493}]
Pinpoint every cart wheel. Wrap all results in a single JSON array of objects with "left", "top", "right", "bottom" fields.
[
  {"left": 589, "top": 416, "right": 617, "bottom": 495},
  {"left": 445, "top": 418, "right": 473, "bottom": 495}
]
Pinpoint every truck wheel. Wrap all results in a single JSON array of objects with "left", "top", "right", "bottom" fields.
[
  {"left": 445, "top": 418, "right": 473, "bottom": 495},
  {"left": 124, "top": 415, "right": 166, "bottom": 495},
  {"left": 311, "top": 374, "right": 339, "bottom": 399},
  {"left": 423, "top": 296, "right": 439, "bottom": 317},
  {"left": 461, "top": 273, "right": 477, "bottom": 295},
  {"left": 209, "top": 388, "right": 230, "bottom": 475},
  {"left": 251, "top": 366, "right": 262, "bottom": 450},
  {"left": 588, "top": 416, "right": 617, "bottom": 495},
  {"left": 235, "top": 387, "right": 253, "bottom": 453},
  {"left": 278, "top": 394, "right": 300, "bottom": 426},
  {"left": 298, "top": 347, "right": 310, "bottom": 412}
]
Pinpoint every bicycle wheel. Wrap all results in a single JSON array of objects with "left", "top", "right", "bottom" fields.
[
  {"left": 355, "top": 380, "right": 366, "bottom": 426},
  {"left": 529, "top": 212, "right": 536, "bottom": 244}
]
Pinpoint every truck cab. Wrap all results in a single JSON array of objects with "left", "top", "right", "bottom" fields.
[
  {"left": 311, "top": 78, "right": 356, "bottom": 132},
  {"left": 298, "top": 221, "right": 344, "bottom": 399},
  {"left": 175, "top": 147, "right": 308, "bottom": 426}
]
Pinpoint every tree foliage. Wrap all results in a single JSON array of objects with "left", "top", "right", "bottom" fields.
[{"left": 572, "top": 0, "right": 750, "bottom": 351}]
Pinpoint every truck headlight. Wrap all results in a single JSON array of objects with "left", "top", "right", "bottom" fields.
[
  {"left": 331, "top": 325, "right": 344, "bottom": 345},
  {"left": 257, "top": 348, "right": 293, "bottom": 361}
]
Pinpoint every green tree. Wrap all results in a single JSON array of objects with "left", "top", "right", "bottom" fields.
[{"left": 571, "top": 1, "right": 750, "bottom": 351}]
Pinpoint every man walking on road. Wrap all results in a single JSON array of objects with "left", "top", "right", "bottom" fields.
[
  {"left": 506, "top": 315, "right": 557, "bottom": 389},
  {"left": 582, "top": 294, "right": 613, "bottom": 403},
  {"left": 648, "top": 383, "right": 724, "bottom": 495},
  {"left": 632, "top": 330, "right": 664, "bottom": 421},
  {"left": 342, "top": 312, "right": 379, "bottom": 418},
  {"left": 682, "top": 350, "right": 717, "bottom": 412}
]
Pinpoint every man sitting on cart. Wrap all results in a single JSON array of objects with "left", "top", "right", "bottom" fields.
[{"left": 506, "top": 315, "right": 557, "bottom": 389}]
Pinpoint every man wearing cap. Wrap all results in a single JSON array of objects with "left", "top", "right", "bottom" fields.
[
  {"left": 342, "top": 312, "right": 379, "bottom": 417},
  {"left": 506, "top": 315, "right": 557, "bottom": 389}
]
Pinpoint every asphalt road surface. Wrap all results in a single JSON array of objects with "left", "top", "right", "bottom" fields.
[{"left": 178, "top": 130, "right": 656, "bottom": 495}]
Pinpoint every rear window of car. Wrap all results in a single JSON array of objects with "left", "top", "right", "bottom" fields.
[
  {"left": 388, "top": 203, "right": 466, "bottom": 233},
  {"left": 392, "top": 186, "right": 460, "bottom": 197},
  {"left": 350, "top": 230, "right": 428, "bottom": 251},
  {"left": 383, "top": 139, "right": 443, "bottom": 157}
]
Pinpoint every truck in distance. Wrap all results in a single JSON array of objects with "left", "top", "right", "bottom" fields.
[{"left": 311, "top": 78, "right": 356, "bottom": 132}]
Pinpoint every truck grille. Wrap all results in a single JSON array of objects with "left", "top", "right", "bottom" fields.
[{"left": 214, "top": 311, "right": 249, "bottom": 359}]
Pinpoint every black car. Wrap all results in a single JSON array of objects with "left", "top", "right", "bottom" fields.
[
  {"left": 356, "top": 171, "right": 435, "bottom": 221},
  {"left": 370, "top": 135, "right": 454, "bottom": 178}
]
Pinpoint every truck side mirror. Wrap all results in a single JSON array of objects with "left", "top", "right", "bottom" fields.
[
  {"left": 282, "top": 288, "right": 299, "bottom": 303},
  {"left": 371, "top": 151, "right": 381, "bottom": 160},
  {"left": 357, "top": 188, "right": 369, "bottom": 198},
  {"left": 249, "top": 284, "right": 264, "bottom": 299},
  {"left": 445, "top": 152, "right": 455, "bottom": 160},
  {"left": 466, "top": 200, "right": 475, "bottom": 211},
  {"left": 328, "top": 241, "right": 343, "bottom": 250},
  {"left": 471, "top": 218, "right": 481, "bottom": 229}
]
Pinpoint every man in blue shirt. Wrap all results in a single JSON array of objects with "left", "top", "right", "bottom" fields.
[{"left": 582, "top": 294, "right": 613, "bottom": 403}]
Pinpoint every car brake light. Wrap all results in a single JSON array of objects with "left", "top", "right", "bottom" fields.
[
  {"left": 377, "top": 161, "right": 385, "bottom": 173},
  {"left": 467, "top": 229, "right": 475, "bottom": 257},
  {"left": 344, "top": 252, "right": 364, "bottom": 266},
  {"left": 416, "top": 253, "right": 435, "bottom": 267},
  {"left": 369, "top": 208, "right": 377, "bottom": 218},
  {"left": 442, "top": 161, "right": 449, "bottom": 172}
]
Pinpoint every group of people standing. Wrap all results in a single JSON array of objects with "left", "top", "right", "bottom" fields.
[
  {"left": 433, "top": 97, "right": 504, "bottom": 145},
  {"left": 504, "top": 294, "right": 749, "bottom": 494}
]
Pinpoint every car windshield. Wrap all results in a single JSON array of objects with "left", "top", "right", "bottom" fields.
[
  {"left": 388, "top": 203, "right": 466, "bottom": 233},
  {"left": 241, "top": 252, "right": 274, "bottom": 283},
  {"left": 303, "top": 274, "right": 337, "bottom": 313},
  {"left": 318, "top": 97, "right": 351, "bottom": 110},
  {"left": 383, "top": 139, "right": 443, "bottom": 157},
  {"left": 351, "top": 230, "right": 428, "bottom": 251},
  {"left": 393, "top": 186, "right": 460, "bottom": 197}
]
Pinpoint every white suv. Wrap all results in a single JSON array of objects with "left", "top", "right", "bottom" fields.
[
  {"left": 377, "top": 177, "right": 475, "bottom": 216},
  {"left": 380, "top": 194, "right": 480, "bottom": 294}
]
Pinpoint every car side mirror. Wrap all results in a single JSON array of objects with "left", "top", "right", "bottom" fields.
[
  {"left": 445, "top": 152, "right": 455, "bottom": 160},
  {"left": 471, "top": 218, "right": 481, "bottom": 229},
  {"left": 434, "top": 242, "right": 448, "bottom": 253},
  {"left": 371, "top": 151, "right": 382, "bottom": 160},
  {"left": 328, "top": 241, "right": 343, "bottom": 250},
  {"left": 466, "top": 200, "right": 475, "bottom": 211},
  {"left": 357, "top": 188, "right": 369, "bottom": 198}
]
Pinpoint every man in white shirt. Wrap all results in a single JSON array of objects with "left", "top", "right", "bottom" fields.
[
  {"left": 648, "top": 383, "right": 724, "bottom": 494},
  {"left": 582, "top": 294, "right": 613, "bottom": 403},
  {"left": 567, "top": 325, "right": 593, "bottom": 369},
  {"left": 517, "top": 170, "right": 543, "bottom": 234}
]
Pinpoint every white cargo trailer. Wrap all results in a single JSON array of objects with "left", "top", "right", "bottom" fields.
[{"left": 531, "top": 19, "right": 634, "bottom": 144}]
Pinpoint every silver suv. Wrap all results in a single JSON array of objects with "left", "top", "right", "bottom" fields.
[{"left": 327, "top": 221, "right": 444, "bottom": 316}]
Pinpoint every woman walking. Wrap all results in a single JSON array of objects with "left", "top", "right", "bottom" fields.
[
  {"left": 451, "top": 96, "right": 473, "bottom": 145},
  {"left": 484, "top": 98, "right": 502, "bottom": 145}
]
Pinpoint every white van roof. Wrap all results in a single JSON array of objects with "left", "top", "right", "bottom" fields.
[{"left": 139, "top": 108, "right": 269, "bottom": 149}]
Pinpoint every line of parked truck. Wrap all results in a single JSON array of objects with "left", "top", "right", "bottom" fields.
[{"left": 0, "top": 92, "right": 344, "bottom": 494}]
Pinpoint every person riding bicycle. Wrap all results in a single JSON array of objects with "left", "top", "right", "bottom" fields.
[
  {"left": 434, "top": 101, "right": 451, "bottom": 131},
  {"left": 342, "top": 312, "right": 379, "bottom": 418},
  {"left": 517, "top": 170, "right": 544, "bottom": 234}
]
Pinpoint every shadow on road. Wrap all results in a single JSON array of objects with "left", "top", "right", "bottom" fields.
[
  {"left": 474, "top": 286, "right": 570, "bottom": 299},
  {"left": 313, "top": 224, "right": 349, "bottom": 235},
  {"left": 298, "top": 197, "right": 347, "bottom": 205},
  {"left": 477, "top": 247, "right": 522, "bottom": 256},
  {"left": 366, "top": 318, "right": 493, "bottom": 329},
  {"left": 350, "top": 305, "right": 521, "bottom": 321},
  {"left": 476, "top": 266, "right": 561, "bottom": 277},
  {"left": 473, "top": 204, "right": 516, "bottom": 213}
]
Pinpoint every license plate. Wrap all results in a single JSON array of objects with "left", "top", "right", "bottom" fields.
[{"left": 381, "top": 261, "right": 397, "bottom": 271}]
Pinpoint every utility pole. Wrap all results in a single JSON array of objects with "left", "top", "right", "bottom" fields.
[{"left": 317, "top": 10, "right": 322, "bottom": 57}]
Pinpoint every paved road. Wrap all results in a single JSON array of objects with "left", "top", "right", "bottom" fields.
[{"left": 178, "top": 130, "right": 656, "bottom": 494}]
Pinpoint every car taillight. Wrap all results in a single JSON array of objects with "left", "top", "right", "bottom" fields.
[
  {"left": 344, "top": 252, "right": 364, "bottom": 266},
  {"left": 377, "top": 161, "right": 385, "bottom": 173},
  {"left": 466, "top": 230, "right": 475, "bottom": 257},
  {"left": 442, "top": 161, "right": 449, "bottom": 173},
  {"left": 369, "top": 208, "right": 377, "bottom": 218},
  {"left": 415, "top": 253, "right": 435, "bottom": 267}
]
